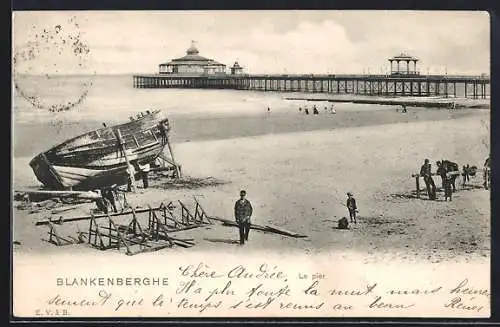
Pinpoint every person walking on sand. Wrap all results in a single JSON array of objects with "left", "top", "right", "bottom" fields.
[
  {"left": 483, "top": 155, "right": 491, "bottom": 190},
  {"left": 346, "top": 192, "right": 358, "bottom": 224},
  {"left": 103, "top": 187, "right": 118, "bottom": 213},
  {"left": 462, "top": 164, "right": 470, "bottom": 187},
  {"left": 234, "top": 190, "right": 253, "bottom": 245},
  {"left": 420, "top": 159, "right": 436, "bottom": 200},
  {"left": 304, "top": 107, "right": 310, "bottom": 115},
  {"left": 141, "top": 164, "right": 151, "bottom": 189}
]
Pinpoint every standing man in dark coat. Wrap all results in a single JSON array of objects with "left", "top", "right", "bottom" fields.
[
  {"left": 420, "top": 159, "right": 436, "bottom": 200},
  {"left": 484, "top": 155, "right": 491, "bottom": 190},
  {"left": 462, "top": 165, "right": 470, "bottom": 187},
  {"left": 436, "top": 160, "right": 459, "bottom": 192},
  {"left": 346, "top": 192, "right": 358, "bottom": 224},
  {"left": 234, "top": 190, "right": 253, "bottom": 245}
]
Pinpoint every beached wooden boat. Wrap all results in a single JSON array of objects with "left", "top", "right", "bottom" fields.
[{"left": 29, "top": 110, "right": 172, "bottom": 191}]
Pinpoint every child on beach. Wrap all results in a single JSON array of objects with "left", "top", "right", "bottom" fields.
[
  {"left": 444, "top": 175, "right": 453, "bottom": 201},
  {"left": 346, "top": 192, "right": 358, "bottom": 224}
]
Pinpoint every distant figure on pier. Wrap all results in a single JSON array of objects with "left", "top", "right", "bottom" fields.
[
  {"left": 267, "top": 107, "right": 271, "bottom": 114},
  {"left": 299, "top": 106, "right": 302, "bottom": 112},
  {"left": 401, "top": 104, "right": 407, "bottom": 113},
  {"left": 313, "top": 107, "right": 319, "bottom": 115},
  {"left": 324, "top": 106, "right": 328, "bottom": 112},
  {"left": 330, "top": 105, "right": 336, "bottom": 114},
  {"left": 304, "top": 108, "right": 310, "bottom": 115}
]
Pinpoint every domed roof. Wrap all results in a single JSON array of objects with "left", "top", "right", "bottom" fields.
[
  {"left": 186, "top": 44, "right": 199, "bottom": 55},
  {"left": 390, "top": 52, "right": 419, "bottom": 60},
  {"left": 171, "top": 41, "right": 212, "bottom": 62}
]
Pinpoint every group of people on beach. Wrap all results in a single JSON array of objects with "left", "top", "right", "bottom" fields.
[
  {"left": 298, "top": 104, "right": 336, "bottom": 115},
  {"left": 419, "top": 155, "right": 490, "bottom": 202},
  {"left": 233, "top": 189, "right": 359, "bottom": 245}
]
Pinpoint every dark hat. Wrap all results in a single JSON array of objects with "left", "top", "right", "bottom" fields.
[
  {"left": 347, "top": 192, "right": 353, "bottom": 196},
  {"left": 240, "top": 190, "right": 246, "bottom": 195}
]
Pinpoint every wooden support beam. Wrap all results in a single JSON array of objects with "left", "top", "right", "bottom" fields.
[
  {"left": 209, "top": 216, "right": 307, "bottom": 238},
  {"left": 97, "top": 226, "right": 153, "bottom": 247},
  {"left": 89, "top": 213, "right": 106, "bottom": 249},
  {"left": 36, "top": 206, "right": 165, "bottom": 226},
  {"left": 161, "top": 203, "right": 183, "bottom": 227},
  {"left": 178, "top": 200, "right": 195, "bottom": 225},
  {"left": 149, "top": 212, "right": 176, "bottom": 246},
  {"left": 107, "top": 215, "right": 133, "bottom": 255},
  {"left": 193, "top": 197, "right": 213, "bottom": 224},
  {"left": 115, "top": 128, "right": 136, "bottom": 193},
  {"left": 46, "top": 221, "right": 72, "bottom": 246}
]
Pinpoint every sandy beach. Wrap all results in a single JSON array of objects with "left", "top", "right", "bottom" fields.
[
  {"left": 11, "top": 11, "right": 492, "bottom": 318},
  {"left": 12, "top": 103, "right": 490, "bottom": 265}
]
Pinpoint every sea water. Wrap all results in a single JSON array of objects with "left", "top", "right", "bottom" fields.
[{"left": 13, "top": 74, "right": 401, "bottom": 124}]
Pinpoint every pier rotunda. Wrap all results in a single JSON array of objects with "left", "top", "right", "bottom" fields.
[{"left": 158, "top": 41, "right": 244, "bottom": 76}]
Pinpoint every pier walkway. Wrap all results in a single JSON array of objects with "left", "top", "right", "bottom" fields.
[{"left": 132, "top": 73, "right": 490, "bottom": 99}]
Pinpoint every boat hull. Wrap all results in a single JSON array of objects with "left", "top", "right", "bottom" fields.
[
  {"left": 30, "top": 151, "right": 162, "bottom": 190},
  {"left": 29, "top": 110, "right": 170, "bottom": 191}
]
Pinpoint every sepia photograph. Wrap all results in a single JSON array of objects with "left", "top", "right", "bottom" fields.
[{"left": 12, "top": 10, "right": 490, "bottom": 318}]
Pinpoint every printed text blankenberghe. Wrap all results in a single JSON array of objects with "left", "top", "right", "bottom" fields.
[{"left": 57, "top": 277, "right": 169, "bottom": 287}]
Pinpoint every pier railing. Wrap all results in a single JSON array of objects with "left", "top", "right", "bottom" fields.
[{"left": 132, "top": 73, "right": 490, "bottom": 99}]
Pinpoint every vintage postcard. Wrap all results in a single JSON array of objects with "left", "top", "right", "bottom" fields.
[{"left": 12, "top": 10, "right": 490, "bottom": 318}]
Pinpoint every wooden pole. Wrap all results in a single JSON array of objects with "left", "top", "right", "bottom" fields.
[
  {"left": 165, "top": 137, "right": 182, "bottom": 178},
  {"left": 411, "top": 173, "right": 420, "bottom": 198},
  {"left": 116, "top": 128, "right": 136, "bottom": 192},
  {"left": 36, "top": 206, "right": 165, "bottom": 226},
  {"left": 416, "top": 175, "right": 420, "bottom": 199}
]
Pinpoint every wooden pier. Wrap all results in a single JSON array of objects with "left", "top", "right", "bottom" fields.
[{"left": 132, "top": 74, "right": 490, "bottom": 98}]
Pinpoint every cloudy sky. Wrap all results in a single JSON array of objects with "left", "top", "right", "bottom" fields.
[{"left": 12, "top": 11, "right": 490, "bottom": 75}]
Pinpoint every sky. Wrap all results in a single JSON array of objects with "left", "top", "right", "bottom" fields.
[{"left": 12, "top": 11, "right": 490, "bottom": 75}]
